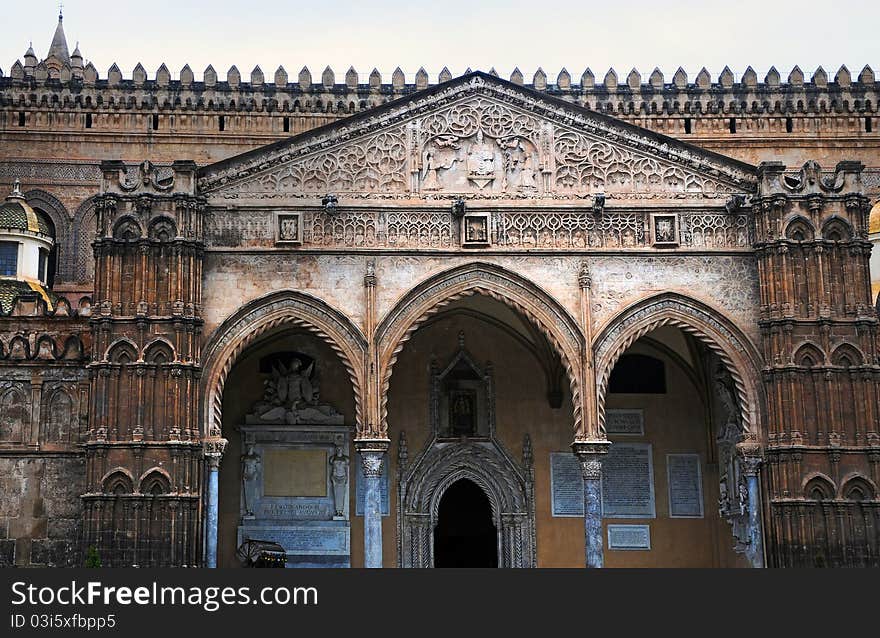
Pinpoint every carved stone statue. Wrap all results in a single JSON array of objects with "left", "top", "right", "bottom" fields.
[
  {"left": 466, "top": 130, "right": 497, "bottom": 186},
  {"left": 248, "top": 357, "right": 343, "bottom": 425},
  {"left": 241, "top": 444, "right": 261, "bottom": 518},
  {"left": 329, "top": 445, "right": 349, "bottom": 519}
]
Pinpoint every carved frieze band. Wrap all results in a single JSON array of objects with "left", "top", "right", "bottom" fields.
[
  {"left": 0, "top": 161, "right": 101, "bottom": 184},
  {"left": 203, "top": 208, "right": 752, "bottom": 250}
]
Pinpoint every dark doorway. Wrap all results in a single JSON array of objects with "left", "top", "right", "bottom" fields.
[{"left": 433, "top": 479, "right": 498, "bottom": 567}]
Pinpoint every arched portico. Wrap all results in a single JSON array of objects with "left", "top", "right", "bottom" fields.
[{"left": 593, "top": 291, "right": 767, "bottom": 567}]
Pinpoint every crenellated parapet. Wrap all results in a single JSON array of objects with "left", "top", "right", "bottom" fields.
[{"left": 2, "top": 63, "right": 876, "bottom": 118}]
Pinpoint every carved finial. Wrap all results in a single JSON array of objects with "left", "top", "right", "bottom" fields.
[
  {"left": 487, "top": 67, "right": 498, "bottom": 77},
  {"left": 415, "top": 66, "right": 429, "bottom": 90},
  {"left": 672, "top": 66, "right": 687, "bottom": 89},
  {"left": 603, "top": 67, "right": 618, "bottom": 90},
  {"left": 533, "top": 67, "right": 547, "bottom": 90},
  {"left": 696, "top": 67, "right": 711, "bottom": 89},
  {"left": 322, "top": 65, "right": 334, "bottom": 89},
  {"left": 392, "top": 66, "right": 405, "bottom": 90},
  {"left": 299, "top": 66, "right": 312, "bottom": 89},
  {"left": 788, "top": 65, "right": 804, "bottom": 87},
  {"left": 581, "top": 67, "right": 594, "bottom": 89},
  {"left": 649, "top": 67, "right": 663, "bottom": 89},
  {"left": 510, "top": 67, "right": 524, "bottom": 85},
  {"left": 578, "top": 261, "right": 591, "bottom": 289},
  {"left": 765, "top": 66, "right": 780, "bottom": 87},
  {"left": 364, "top": 259, "right": 376, "bottom": 287},
  {"left": 742, "top": 66, "right": 757, "bottom": 88},
  {"left": 369, "top": 68, "right": 381, "bottom": 89},
  {"left": 812, "top": 66, "right": 827, "bottom": 88},
  {"left": 458, "top": 330, "right": 465, "bottom": 350},
  {"left": 398, "top": 431, "right": 408, "bottom": 471},
  {"left": 835, "top": 65, "right": 851, "bottom": 88},
  {"left": 557, "top": 67, "right": 571, "bottom": 89},
  {"left": 438, "top": 66, "right": 452, "bottom": 83},
  {"left": 275, "top": 65, "right": 288, "bottom": 87},
  {"left": 522, "top": 433, "right": 533, "bottom": 468},
  {"left": 859, "top": 65, "right": 875, "bottom": 84},
  {"left": 719, "top": 66, "right": 734, "bottom": 89},
  {"left": 10, "top": 179, "right": 23, "bottom": 198},
  {"left": 627, "top": 68, "right": 640, "bottom": 90},
  {"left": 345, "top": 66, "right": 358, "bottom": 89}
]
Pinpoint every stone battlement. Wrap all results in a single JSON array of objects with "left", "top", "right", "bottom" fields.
[{"left": 2, "top": 63, "right": 877, "bottom": 117}]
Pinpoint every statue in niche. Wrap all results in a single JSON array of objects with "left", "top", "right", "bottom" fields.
[
  {"left": 466, "top": 130, "right": 497, "bottom": 189},
  {"left": 450, "top": 390, "right": 476, "bottom": 436},
  {"left": 241, "top": 444, "right": 261, "bottom": 518},
  {"left": 328, "top": 445, "right": 349, "bottom": 519},
  {"left": 465, "top": 216, "right": 488, "bottom": 243},
  {"left": 250, "top": 357, "right": 343, "bottom": 425}
]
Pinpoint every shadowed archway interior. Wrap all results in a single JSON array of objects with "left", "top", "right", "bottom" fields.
[{"left": 433, "top": 479, "right": 498, "bottom": 568}]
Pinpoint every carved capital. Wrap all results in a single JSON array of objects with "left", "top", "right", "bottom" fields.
[
  {"left": 572, "top": 439, "right": 610, "bottom": 481},
  {"left": 355, "top": 438, "right": 390, "bottom": 478},
  {"left": 203, "top": 438, "right": 228, "bottom": 469},
  {"left": 578, "top": 261, "right": 592, "bottom": 289},
  {"left": 736, "top": 440, "right": 763, "bottom": 476}
]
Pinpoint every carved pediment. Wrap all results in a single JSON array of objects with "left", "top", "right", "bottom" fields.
[{"left": 198, "top": 72, "right": 756, "bottom": 201}]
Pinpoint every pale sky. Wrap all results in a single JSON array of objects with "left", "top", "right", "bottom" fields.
[{"left": 3, "top": 1, "right": 877, "bottom": 83}]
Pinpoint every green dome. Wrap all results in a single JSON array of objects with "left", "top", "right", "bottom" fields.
[{"left": 0, "top": 183, "right": 54, "bottom": 238}]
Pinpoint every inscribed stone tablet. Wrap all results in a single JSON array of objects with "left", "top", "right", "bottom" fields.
[
  {"left": 601, "top": 442, "right": 655, "bottom": 518},
  {"left": 263, "top": 449, "right": 327, "bottom": 497},
  {"left": 355, "top": 452, "right": 390, "bottom": 516},
  {"left": 550, "top": 453, "right": 584, "bottom": 517},
  {"left": 667, "top": 453, "right": 704, "bottom": 518},
  {"left": 607, "top": 524, "right": 651, "bottom": 550},
  {"left": 605, "top": 409, "right": 644, "bottom": 435}
]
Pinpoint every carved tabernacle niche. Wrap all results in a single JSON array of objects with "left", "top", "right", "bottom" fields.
[{"left": 397, "top": 334, "right": 536, "bottom": 567}]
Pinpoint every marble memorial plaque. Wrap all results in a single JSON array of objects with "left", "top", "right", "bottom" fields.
[
  {"left": 263, "top": 449, "right": 327, "bottom": 497},
  {"left": 606, "top": 409, "right": 645, "bottom": 435},
  {"left": 667, "top": 454, "right": 704, "bottom": 518},
  {"left": 355, "top": 452, "right": 390, "bottom": 516},
  {"left": 607, "top": 524, "right": 651, "bottom": 550},
  {"left": 601, "top": 442, "right": 656, "bottom": 518},
  {"left": 550, "top": 452, "right": 584, "bottom": 517}
]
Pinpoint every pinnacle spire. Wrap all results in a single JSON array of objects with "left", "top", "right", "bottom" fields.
[{"left": 47, "top": 8, "right": 70, "bottom": 64}]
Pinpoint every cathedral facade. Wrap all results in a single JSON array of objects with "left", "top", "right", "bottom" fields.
[{"left": 1, "top": 15, "right": 879, "bottom": 568}]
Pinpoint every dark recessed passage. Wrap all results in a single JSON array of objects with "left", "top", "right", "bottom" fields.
[{"left": 433, "top": 479, "right": 497, "bottom": 568}]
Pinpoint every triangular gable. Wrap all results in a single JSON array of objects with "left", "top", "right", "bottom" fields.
[{"left": 198, "top": 72, "right": 756, "bottom": 201}]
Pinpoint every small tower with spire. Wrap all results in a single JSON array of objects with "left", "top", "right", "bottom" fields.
[{"left": 44, "top": 6, "right": 71, "bottom": 77}]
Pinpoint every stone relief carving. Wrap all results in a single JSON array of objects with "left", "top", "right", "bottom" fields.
[
  {"left": 199, "top": 76, "right": 755, "bottom": 200},
  {"left": 589, "top": 255, "right": 760, "bottom": 339},
  {"left": 247, "top": 356, "right": 343, "bottom": 425}
]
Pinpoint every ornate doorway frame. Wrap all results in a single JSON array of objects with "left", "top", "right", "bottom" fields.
[{"left": 397, "top": 437, "right": 536, "bottom": 568}]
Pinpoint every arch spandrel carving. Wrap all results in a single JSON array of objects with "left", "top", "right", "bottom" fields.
[
  {"left": 376, "top": 261, "right": 586, "bottom": 438},
  {"left": 198, "top": 73, "right": 756, "bottom": 202},
  {"left": 200, "top": 290, "right": 368, "bottom": 439},
  {"left": 593, "top": 292, "right": 764, "bottom": 440}
]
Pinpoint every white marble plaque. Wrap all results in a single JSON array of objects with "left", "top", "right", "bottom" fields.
[
  {"left": 601, "top": 442, "right": 656, "bottom": 518},
  {"left": 550, "top": 453, "right": 584, "bottom": 517},
  {"left": 607, "top": 524, "right": 651, "bottom": 550},
  {"left": 606, "top": 409, "right": 644, "bottom": 435},
  {"left": 667, "top": 454, "right": 704, "bottom": 518}
]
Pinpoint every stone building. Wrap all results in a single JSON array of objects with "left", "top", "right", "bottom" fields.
[{"left": 0, "top": 13, "right": 878, "bottom": 568}]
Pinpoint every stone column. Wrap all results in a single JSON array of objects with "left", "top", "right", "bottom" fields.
[
  {"left": 739, "top": 443, "right": 765, "bottom": 568},
  {"left": 573, "top": 440, "right": 610, "bottom": 568},
  {"left": 356, "top": 439, "right": 389, "bottom": 568},
  {"left": 203, "top": 438, "right": 227, "bottom": 568}
]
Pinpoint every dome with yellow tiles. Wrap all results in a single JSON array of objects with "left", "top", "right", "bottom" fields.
[{"left": 870, "top": 201, "right": 880, "bottom": 235}]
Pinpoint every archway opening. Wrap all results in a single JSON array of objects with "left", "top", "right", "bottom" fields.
[
  {"left": 433, "top": 479, "right": 497, "bottom": 568},
  {"left": 599, "top": 326, "right": 755, "bottom": 567},
  {"left": 216, "top": 325, "right": 358, "bottom": 567}
]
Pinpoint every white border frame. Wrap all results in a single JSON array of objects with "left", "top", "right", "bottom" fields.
[
  {"left": 650, "top": 212, "right": 679, "bottom": 246},
  {"left": 274, "top": 211, "right": 303, "bottom": 245},
  {"left": 607, "top": 524, "right": 651, "bottom": 550},
  {"left": 605, "top": 408, "right": 645, "bottom": 435}
]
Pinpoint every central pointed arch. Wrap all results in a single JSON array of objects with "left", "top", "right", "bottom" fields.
[
  {"left": 200, "top": 290, "right": 368, "bottom": 439},
  {"left": 376, "top": 262, "right": 585, "bottom": 437}
]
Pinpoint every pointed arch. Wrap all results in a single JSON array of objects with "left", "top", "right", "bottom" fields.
[
  {"left": 375, "top": 262, "right": 585, "bottom": 438},
  {"left": 794, "top": 341, "right": 826, "bottom": 367},
  {"left": 593, "top": 292, "right": 764, "bottom": 438},
  {"left": 784, "top": 215, "right": 815, "bottom": 241},
  {"left": 821, "top": 215, "right": 854, "bottom": 241},
  {"left": 73, "top": 196, "right": 98, "bottom": 282},
  {"left": 201, "top": 289, "right": 368, "bottom": 438},
  {"left": 42, "top": 385, "right": 74, "bottom": 443},
  {"left": 106, "top": 338, "right": 139, "bottom": 363},
  {"left": 831, "top": 342, "right": 864, "bottom": 367},
  {"left": 138, "top": 468, "right": 173, "bottom": 495},
  {"left": 144, "top": 338, "right": 175, "bottom": 363},
  {"left": 803, "top": 473, "right": 836, "bottom": 500},
  {"left": 101, "top": 468, "right": 135, "bottom": 494},
  {"left": 840, "top": 475, "right": 877, "bottom": 501}
]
